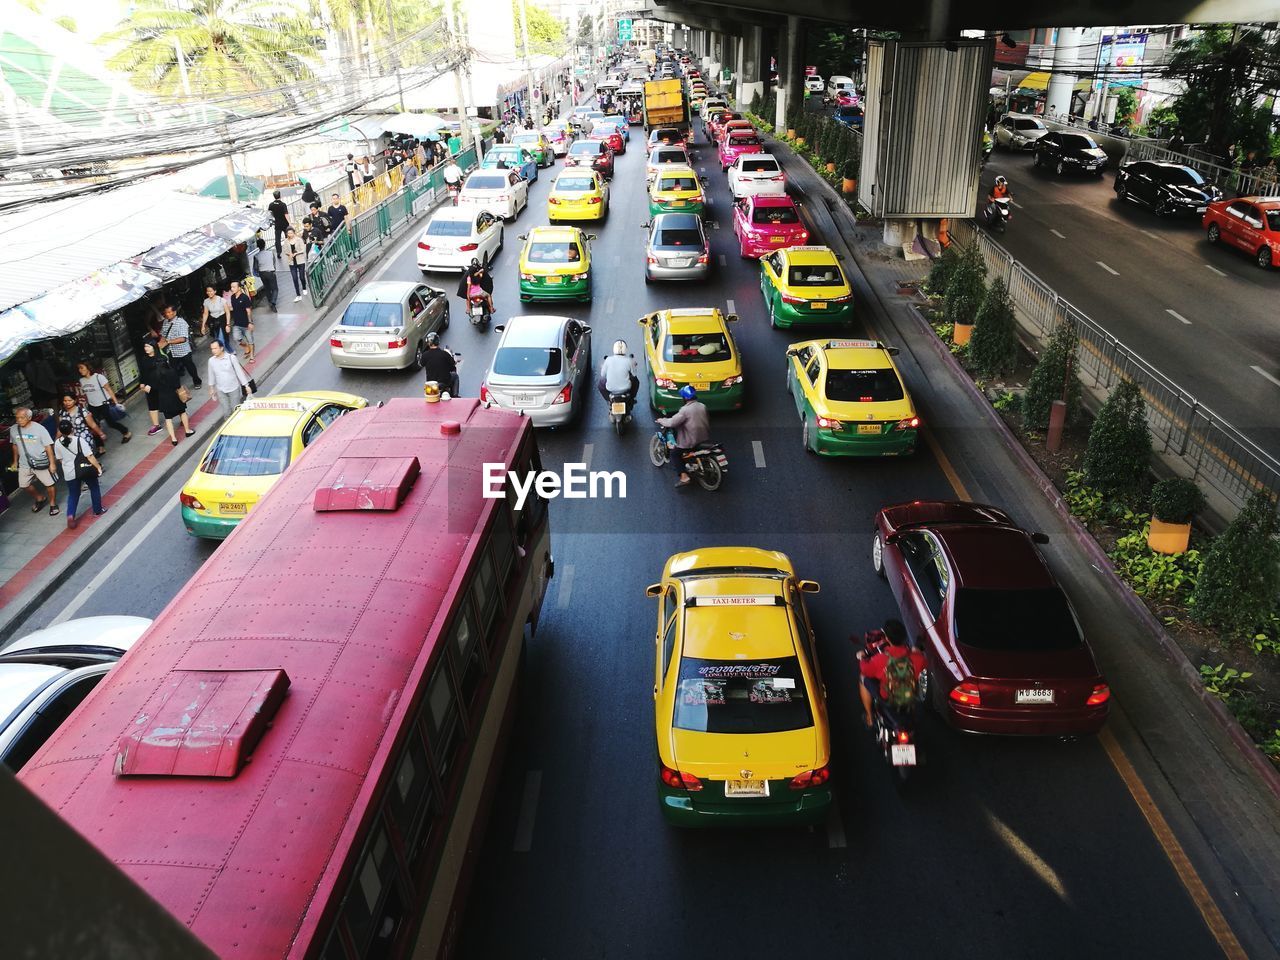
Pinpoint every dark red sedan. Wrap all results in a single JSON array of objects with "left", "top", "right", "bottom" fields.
[
  {"left": 564, "top": 139, "right": 615, "bottom": 179},
  {"left": 871, "top": 500, "right": 1110, "bottom": 736}
]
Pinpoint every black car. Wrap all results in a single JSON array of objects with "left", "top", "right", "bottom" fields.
[
  {"left": 1034, "top": 131, "right": 1108, "bottom": 177},
  {"left": 564, "top": 140, "right": 615, "bottom": 178},
  {"left": 1114, "top": 161, "right": 1221, "bottom": 216}
]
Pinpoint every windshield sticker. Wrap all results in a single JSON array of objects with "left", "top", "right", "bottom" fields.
[
  {"left": 681, "top": 680, "right": 726, "bottom": 705},
  {"left": 749, "top": 681, "right": 794, "bottom": 704},
  {"left": 697, "top": 662, "right": 781, "bottom": 679}
]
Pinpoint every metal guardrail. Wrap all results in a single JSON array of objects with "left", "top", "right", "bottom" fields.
[
  {"left": 1125, "top": 140, "right": 1280, "bottom": 199},
  {"left": 949, "top": 218, "right": 1280, "bottom": 516}
]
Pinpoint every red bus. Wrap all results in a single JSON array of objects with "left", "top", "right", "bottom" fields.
[{"left": 19, "top": 397, "right": 553, "bottom": 960}]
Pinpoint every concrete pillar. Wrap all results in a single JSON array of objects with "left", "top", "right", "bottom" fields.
[
  {"left": 775, "top": 15, "right": 800, "bottom": 131},
  {"left": 1046, "top": 27, "right": 1085, "bottom": 121},
  {"left": 737, "top": 25, "right": 762, "bottom": 108}
]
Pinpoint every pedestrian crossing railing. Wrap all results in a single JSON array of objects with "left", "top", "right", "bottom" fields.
[
  {"left": 950, "top": 217, "right": 1280, "bottom": 519},
  {"left": 1125, "top": 140, "right": 1280, "bottom": 199}
]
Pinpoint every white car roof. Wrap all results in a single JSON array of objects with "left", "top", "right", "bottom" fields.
[
  {"left": 427, "top": 207, "right": 479, "bottom": 223},
  {"left": 2, "top": 615, "right": 151, "bottom": 656}
]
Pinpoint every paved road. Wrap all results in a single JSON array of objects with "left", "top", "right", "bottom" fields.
[
  {"left": 981, "top": 149, "right": 1280, "bottom": 459},
  {"left": 14, "top": 125, "right": 1231, "bottom": 957}
]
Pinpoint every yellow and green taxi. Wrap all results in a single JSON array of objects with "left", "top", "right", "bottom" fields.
[
  {"left": 786, "top": 338, "right": 919, "bottom": 456},
  {"left": 648, "top": 164, "right": 705, "bottom": 216},
  {"left": 638, "top": 307, "right": 744, "bottom": 413},
  {"left": 760, "top": 245, "right": 854, "bottom": 328},
  {"left": 547, "top": 169, "right": 610, "bottom": 222},
  {"left": 510, "top": 130, "right": 552, "bottom": 167},
  {"left": 179, "top": 391, "right": 368, "bottom": 539},
  {"left": 517, "top": 225, "right": 594, "bottom": 302},
  {"left": 647, "top": 546, "right": 831, "bottom": 827}
]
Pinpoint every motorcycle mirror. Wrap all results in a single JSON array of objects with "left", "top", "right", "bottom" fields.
[
  {"left": 641, "top": 221, "right": 650, "bottom": 228},
  {"left": 645, "top": 583, "right": 664, "bottom": 598},
  {"left": 1031, "top": 532, "right": 1051, "bottom": 544},
  {"left": 797, "top": 579, "right": 821, "bottom": 594},
  {"left": 585, "top": 234, "right": 597, "bottom": 241},
  {"left": 637, "top": 316, "right": 649, "bottom": 325}
]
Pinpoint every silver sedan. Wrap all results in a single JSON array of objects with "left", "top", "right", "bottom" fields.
[
  {"left": 482, "top": 315, "right": 593, "bottom": 427},
  {"left": 643, "top": 213, "right": 710, "bottom": 283}
]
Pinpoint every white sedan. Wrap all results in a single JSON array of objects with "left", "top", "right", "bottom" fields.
[
  {"left": 804, "top": 74, "right": 825, "bottom": 93},
  {"left": 458, "top": 169, "right": 529, "bottom": 222},
  {"left": 727, "top": 154, "right": 787, "bottom": 199},
  {"left": 417, "top": 207, "right": 505, "bottom": 273}
]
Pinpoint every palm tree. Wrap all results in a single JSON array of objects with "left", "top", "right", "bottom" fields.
[{"left": 100, "top": 0, "right": 321, "bottom": 101}]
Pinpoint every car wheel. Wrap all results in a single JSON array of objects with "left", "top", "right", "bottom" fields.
[
  {"left": 498, "top": 229, "right": 505, "bottom": 253},
  {"left": 414, "top": 339, "right": 427, "bottom": 369},
  {"left": 1258, "top": 246, "right": 1273, "bottom": 269},
  {"left": 768, "top": 295, "right": 779, "bottom": 329},
  {"left": 1116, "top": 182, "right": 1127, "bottom": 200},
  {"left": 1055, "top": 160, "right": 1065, "bottom": 175},
  {"left": 871, "top": 530, "right": 886, "bottom": 578},
  {"left": 1207, "top": 223, "right": 1220, "bottom": 245},
  {"left": 916, "top": 667, "right": 931, "bottom": 705},
  {"left": 441, "top": 304, "right": 449, "bottom": 330},
  {"left": 801, "top": 415, "right": 814, "bottom": 453}
]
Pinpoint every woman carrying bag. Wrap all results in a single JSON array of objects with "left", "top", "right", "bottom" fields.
[
  {"left": 59, "top": 392, "right": 107, "bottom": 456},
  {"left": 139, "top": 342, "right": 193, "bottom": 446},
  {"left": 77, "top": 361, "right": 132, "bottom": 445},
  {"left": 54, "top": 418, "right": 105, "bottom": 529}
]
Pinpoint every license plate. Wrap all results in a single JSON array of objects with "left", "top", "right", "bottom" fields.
[
  {"left": 1016, "top": 688, "right": 1055, "bottom": 704},
  {"left": 724, "top": 779, "right": 768, "bottom": 797},
  {"left": 770, "top": 235, "right": 784, "bottom": 242},
  {"left": 546, "top": 276, "right": 562, "bottom": 284},
  {"left": 890, "top": 743, "right": 917, "bottom": 766},
  {"left": 670, "top": 259, "right": 691, "bottom": 268},
  {"left": 346, "top": 341, "right": 378, "bottom": 353},
  {"left": 1196, "top": 206, "right": 1207, "bottom": 214},
  {"left": 513, "top": 394, "right": 541, "bottom": 405},
  {"left": 811, "top": 302, "right": 827, "bottom": 310},
  {"left": 671, "top": 200, "right": 686, "bottom": 207},
  {"left": 857, "top": 423, "right": 881, "bottom": 435},
  {"left": 611, "top": 401, "right": 628, "bottom": 415},
  {"left": 220, "top": 502, "right": 247, "bottom": 515}
]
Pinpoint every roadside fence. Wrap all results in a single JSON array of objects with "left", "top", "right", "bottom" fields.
[
  {"left": 1125, "top": 139, "right": 1280, "bottom": 199},
  {"left": 949, "top": 217, "right": 1280, "bottom": 517}
]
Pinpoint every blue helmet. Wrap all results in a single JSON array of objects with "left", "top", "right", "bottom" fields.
[{"left": 679, "top": 384, "right": 697, "bottom": 401}]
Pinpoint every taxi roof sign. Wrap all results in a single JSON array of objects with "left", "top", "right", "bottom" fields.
[
  {"left": 689, "top": 595, "right": 783, "bottom": 607},
  {"left": 827, "top": 339, "right": 881, "bottom": 350},
  {"left": 785, "top": 245, "right": 833, "bottom": 253},
  {"left": 238, "top": 398, "right": 310, "bottom": 413}
]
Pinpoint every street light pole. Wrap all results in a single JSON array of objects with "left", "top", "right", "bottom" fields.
[{"left": 517, "top": 0, "right": 538, "bottom": 123}]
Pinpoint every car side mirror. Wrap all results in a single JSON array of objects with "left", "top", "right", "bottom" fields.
[
  {"left": 585, "top": 234, "right": 597, "bottom": 241},
  {"left": 884, "top": 532, "right": 901, "bottom": 545},
  {"left": 785, "top": 348, "right": 798, "bottom": 357},
  {"left": 517, "top": 233, "right": 528, "bottom": 240},
  {"left": 493, "top": 324, "right": 505, "bottom": 333},
  {"left": 637, "top": 316, "right": 650, "bottom": 326},
  {"left": 726, "top": 313, "right": 739, "bottom": 323},
  {"left": 641, "top": 221, "right": 651, "bottom": 228},
  {"left": 1031, "top": 532, "right": 1051, "bottom": 544},
  {"left": 580, "top": 325, "right": 591, "bottom": 335},
  {"left": 798, "top": 580, "right": 821, "bottom": 594},
  {"left": 645, "top": 583, "right": 663, "bottom": 598},
  {"left": 887, "top": 347, "right": 900, "bottom": 356}
]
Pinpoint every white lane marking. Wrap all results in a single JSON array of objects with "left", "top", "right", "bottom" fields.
[
  {"left": 1095, "top": 261, "right": 1120, "bottom": 276},
  {"left": 1166, "top": 309, "right": 1192, "bottom": 326},
  {"left": 726, "top": 298, "right": 736, "bottom": 315},
  {"left": 752, "top": 440, "right": 766, "bottom": 468},
  {"left": 581, "top": 442, "right": 593, "bottom": 470},
  {"left": 1050, "top": 228, "right": 1066, "bottom": 239},
  {"left": 1204, "top": 263, "right": 1227, "bottom": 277},
  {"left": 604, "top": 297, "right": 615, "bottom": 314},
  {"left": 718, "top": 254, "right": 726, "bottom": 266},
  {"left": 557, "top": 564, "right": 575, "bottom": 609},
  {"left": 1140, "top": 229, "right": 1160, "bottom": 241},
  {"left": 826, "top": 798, "right": 847, "bottom": 848},
  {"left": 1252, "top": 365, "right": 1280, "bottom": 389},
  {"left": 51, "top": 504, "right": 171, "bottom": 625},
  {"left": 986, "top": 810, "right": 1069, "bottom": 902},
  {"left": 512, "top": 770, "right": 543, "bottom": 852}
]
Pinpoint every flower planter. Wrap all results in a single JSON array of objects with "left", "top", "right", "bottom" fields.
[
  {"left": 952, "top": 321, "right": 973, "bottom": 347},
  {"left": 1148, "top": 518, "right": 1192, "bottom": 555},
  {"left": 825, "top": 162, "right": 836, "bottom": 173},
  {"left": 795, "top": 137, "right": 805, "bottom": 147},
  {"left": 842, "top": 177, "right": 856, "bottom": 194},
  {"left": 786, "top": 128, "right": 796, "bottom": 139}
]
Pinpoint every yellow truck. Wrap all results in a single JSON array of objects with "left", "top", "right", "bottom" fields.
[{"left": 643, "top": 78, "right": 689, "bottom": 134}]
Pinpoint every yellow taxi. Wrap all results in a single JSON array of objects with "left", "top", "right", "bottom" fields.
[
  {"left": 179, "top": 391, "right": 368, "bottom": 539},
  {"left": 547, "top": 168, "right": 610, "bottom": 222},
  {"left": 759, "top": 245, "right": 854, "bottom": 328},
  {"left": 648, "top": 164, "right": 705, "bottom": 216},
  {"left": 638, "top": 307, "right": 743, "bottom": 413},
  {"left": 647, "top": 546, "right": 831, "bottom": 826},
  {"left": 786, "top": 338, "right": 919, "bottom": 456},
  {"left": 518, "top": 225, "right": 595, "bottom": 301}
]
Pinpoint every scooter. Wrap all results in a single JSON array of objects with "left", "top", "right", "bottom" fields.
[
  {"left": 648, "top": 426, "right": 728, "bottom": 491},
  {"left": 854, "top": 637, "right": 921, "bottom": 784},
  {"left": 983, "top": 196, "right": 1011, "bottom": 234},
  {"left": 608, "top": 392, "right": 634, "bottom": 435},
  {"left": 468, "top": 296, "right": 491, "bottom": 330},
  {"left": 446, "top": 181, "right": 461, "bottom": 206}
]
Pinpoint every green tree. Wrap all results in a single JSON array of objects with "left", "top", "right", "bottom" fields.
[
  {"left": 1109, "top": 86, "right": 1137, "bottom": 127},
  {"left": 943, "top": 242, "right": 986, "bottom": 329},
  {"left": 1021, "top": 321, "right": 1082, "bottom": 430},
  {"left": 969, "top": 277, "right": 1018, "bottom": 378},
  {"left": 1082, "top": 378, "right": 1151, "bottom": 499},
  {"left": 513, "top": 0, "right": 565, "bottom": 56},
  {"left": 1192, "top": 491, "right": 1280, "bottom": 638},
  {"left": 101, "top": 0, "right": 319, "bottom": 98},
  {"left": 925, "top": 244, "right": 960, "bottom": 296}
]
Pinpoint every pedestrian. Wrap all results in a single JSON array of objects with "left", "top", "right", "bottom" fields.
[
  {"left": 358, "top": 156, "right": 375, "bottom": 185},
  {"left": 206, "top": 340, "right": 254, "bottom": 421},
  {"left": 254, "top": 238, "right": 279, "bottom": 311},
  {"left": 58, "top": 390, "right": 107, "bottom": 455},
  {"left": 306, "top": 204, "right": 330, "bottom": 245},
  {"left": 267, "top": 189, "right": 291, "bottom": 256},
  {"left": 433, "top": 140, "right": 447, "bottom": 166},
  {"left": 159, "top": 303, "right": 202, "bottom": 387},
  {"left": 494, "top": 126, "right": 507, "bottom": 145},
  {"left": 138, "top": 342, "right": 191, "bottom": 446},
  {"left": 284, "top": 227, "right": 307, "bottom": 302},
  {"left": 136, "top": 335, "right": 166, "bottom": 435},
  {"left": 7, "top": 405, "right": 59, "bottom": 516},
  {"left": 344, "top": 153, "right": 358, "bottom": 191},
  {"left": 300, "top": 179, "right": 318, "bottom": 206},
  {"left": 201, "top": 285, "right": 234, "bottom": 352},
  {"left": 53, "top": 418, "right": 104, "bottom": 529},
  {"left": 76, "top": 361, "right": 131, "bottom": 445},
  {"left": 227, "top": 279, "right": 256, "bottom": 364},
  {"left": 403, "top": 161, "right": 419, "bottom": 184},
  {"left": 326, "top": 193, "right": 348, "bottom": 233}
]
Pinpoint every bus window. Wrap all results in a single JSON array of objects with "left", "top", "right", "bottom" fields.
[
  {"left": 470, "top": 548, "right": 500, "bottom": 641},
  {"left": 319, "top": 931, "right": 350, "bottom": 960},
  {"left": 451, "top": 603, "right": 485, "bottom": 708},
  {"left": 343, "top": 825, "right": 396, "bottom": 954},
  {"left": 426, "top": 665, "right": 461, "bottom": 780},
  {"left": 490, "top": 510, "right": 516, "bottom": 584},
  {"left": 508, "top": 445, "right": 547, "bottom": 548},
  {"left": 389, "top": 733, "right": 435, "bottom": 858}
]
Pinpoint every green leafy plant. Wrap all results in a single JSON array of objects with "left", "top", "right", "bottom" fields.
[
  {"left": 942, "top": 243, "right": 986, "bottom": 329},
  {"left": 992, "top": 391, "right": 1017, "bottom": 412},
  {"left": 1063, "top": 470, "right": 1109, "bottom": 526},
  {"left": 1261, "top": 727, "right": 1280, "bottom": 763},
  {"left": 969, "top": 277, "right": 1019, "bottom": 378},
  {"left": 1021, "top": 321, "right": 1083, "bottom": 430},
  {"left": 749, "top": 89, "right": 763, "bottom": 115},
  {"left": 924, "top": 244, "right": 960, "bottom": 296},
  {"left": 1192, "top": 490, "right": 1280, "bottom": 639},
  {"left": 929, "top": 319, "right": 954, "bottom": 341},
  {"left": 1110, "top": 525, "right": 1203, "bottom": 601},
  {"left": 1199, "top": 663, "right": 1253, "bottom": 701},
  {"left": 1150, "top": 476, "right": 1206, "bottom": 524},
  {"left": 1083, "top": 378, "right": 1152, "bottom": 499}
]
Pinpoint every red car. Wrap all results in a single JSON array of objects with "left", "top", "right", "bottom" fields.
[
  {"left": 564, "top": 139, "right": 615, "bottom": 178},
  {"left": 732, "top": 195, "right": 809, "bottom": 257},
  {"left": 590, "top": 122, "right": 626, "bottom": 155},
  {"left": 1202, "top": 196, "right": 1280, "bottom": 269},
  {"left": 719, "top": 128, "right": 763, "bottom": 170},
  {"left": 706, "top": 109, "right": 741, "bottom": 142},
  {"left": 871, "top": 500, "right": 1110, "bottom": 736}
]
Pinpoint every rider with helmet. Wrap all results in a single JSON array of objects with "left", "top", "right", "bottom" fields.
[
  {"left": 456, "top": 257, "right": 495, "bottom": 316},
  {"left": 597, "top": 339, "right": 639, "bottom": 408},
  {"left": 419, "top": 332, "right": 459, "bottom": 398},
  {"left": 857, "top": 619, "right": 926, "bottom": 728},
  {"left": 988, "top": 174, "right": 1011, "bottom": 205},
  {"left": 656, "top": 384, "right": 710, "bottom": 488}
]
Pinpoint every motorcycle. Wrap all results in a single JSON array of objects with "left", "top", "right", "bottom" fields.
[
  {"left": 468, "top": 296, "right": 491, "bottom": 330},
  {"left": 608, "top": 391, "right": 633, "bottom": 435},
  {"left": 855, "top": 638, "right": 920, "bottom": 784},
  {"left": 983, "top": 196, "right": 1011, "bottom": 234},
  {"left": 648, "top": 426, "right": 728, "bottom": 491},
  {"left": 446, "top": 181, "right": 461, "bottom": 206}
]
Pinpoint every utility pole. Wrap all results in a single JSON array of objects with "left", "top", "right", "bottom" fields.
[
  {"left": 383, "top": 0, "right": 407, "bottom": 111},
  {"left": 517, "top": 0, "right": 538, "bottom": 123},
  {"left": 445, "top": 0, "right": 475, "bottom": 153}
]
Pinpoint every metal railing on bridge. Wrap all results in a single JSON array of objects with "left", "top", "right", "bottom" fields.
[{"left": 1124, "top": 140, "right": 1280, "bottom": 200}]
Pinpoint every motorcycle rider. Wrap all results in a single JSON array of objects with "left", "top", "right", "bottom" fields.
[
  {"left": 597, "top": 339, "right": 639, "bottom": 410},
  {"left": 984, "top": 175, "right": 1011, "bottom": 226},
  {"left": 442, "top": 158, "right": 463, "bottom": 203},
  {"left": 420, "top": 332, "right": 459, "bottom": 398},
  {"left": 857, "top": 619, "right": 926, "bottom": 729},
  {"left": 655, "top": 384, "right": 710, "bottom": 488},
  {"left": 456, "top": 257, "right": 495, "bottom": 317}
]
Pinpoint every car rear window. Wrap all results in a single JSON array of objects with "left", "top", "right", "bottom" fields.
[
  {"left": 569, "top": 141, "right": 603, "bottom": 155},
  {"left": 663, "top": 332, "right": 729, "bottom": 362},
  {"left": 673, "top": 656, "right": 813, "bottom": 733},
  {"left": 493, "top": 347, "right": 563, "bottom": 377},
  {"left": 425, "top": 219, "right": 472, "bottom": 237},
  {"left": 825, "top": 368, "right": 903, "bottom": 402},
  {"left": 728, "top": 134, "right": 760, "bottom": 146},
  {"left": 201, "top": 435, "right": 291, "bottom": 477},
  {"left": 740, "top": 158, "right": 778, "bottom": 173},
  {"left": 652, "top": 129, "right": 680, "bottom": 141},
  {"left": 787, "top": 264, "right": 845, "bottom": 286},
  {"left": 1014, "top": 118, "right": 1045, "bottom": 131},
  {"left": 654, "top": 150, "right": 686, "bottom": 163},
  {"left": 340, "top": 301, "right": 403, "bottom": 327},
  {"left": 526, "top": 241, "right": 582, "bottom": 263},
  {"left": 659, "top": 175, "right": 697, "bottom": 191},
  {"left": 953, "top": 587, "right": 1082, "bottom": 651},
  {"left": 656, "top": 228, "right": 703, "bottom": 246},
  {"left": 466, "top": 174, "right": 506, "bottom": 190},
  {"left": 556, "top": 176, "right": 596, "bottom": 191},
  {"left": 751, "top": 206, "right": 800, "bottom": 225}
]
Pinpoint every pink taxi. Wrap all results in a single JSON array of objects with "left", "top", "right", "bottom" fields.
[
  {"left": 719, "top": 128, "right": 764, "bottom": 170},
  {"left": 732, "top": 195, "right": 810, "bottom": 258}
]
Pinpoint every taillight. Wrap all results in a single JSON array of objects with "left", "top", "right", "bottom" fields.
[
  {"left": 829, "top": 293, "right": 853, "bottom": 303},
  {"left": 655, "top": 377, "right": 675, "bottom": 389},
  {"left": 552, "top": 383, "right": 572, "bottom": 405},
  {"left": 520, "top": 272, "right": 535, "bottom": 280},
  {"left": 799, "top": 230, "right": 809, "bottom": 240},
  {"left": 458, "top": 243, "right": 478, "bottom": 251},
  {"left": 721, "top": 375, "right": 742, "bottom": 387},
  {"left": 895, "top": 416, "right": 920, "bottom": 431},
  {"left": 896, "top": 730, "right": 911, "bottom": 743},
  {"left": 548, "top": 197, "right": 560, "bottom": 204},
  {"left": 659, "top": 764, "right": 702, "bottom": 791},
  {"left": 387, "top": 338, "right": 407, "bottom": 349},
  {"left": 817, "top": 416, "right": 842, "bottom": 429},
  {"left": 781, "top": 293, "right": 804, "bottom": 304},
  {"left": 646, "top": 256, "right": 658, "bottom": 264},
  {"left": 479, "top": 384, "right": 490, "bottom": 403},
  {"left": 179, "top": 492, "right": 205, "bottom": 511},
  {"left": 417, "top": 242, "right": 432, "bottom": 250},
  {"left": 950, "top": 682, "right": 982, "bottom": 707},
  {"left": 329, "top": 338, "right": 343, "bottom": 347},
  {"left": 697, "top": 253, "right": 709, "bottom": 264},
  {"left": 588, "top": 196, "right": 602, "bottom": 204},
  {"left": 497, "top": 193, "right": 509, "bottom": 201},
  {"left": 570, "top": 272, "right": 589, "bottom": 281},
  {"left": 769, "top": 174, "right": 785, "bottom": 181},
  {"left": 1086, "top": 683, "right": 1111, "bottom": 706},
  {"left": 789, "top": 766, "right": 830, "bottom": 790}
]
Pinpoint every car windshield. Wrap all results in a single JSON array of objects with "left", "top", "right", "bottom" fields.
[
  {"left": 751, "top": 206, "right": 800, "bottom": 225},
  {"left": 1015, "top": 118, "right": 1046, "bottom": 131},
  {"left": 466, "top": 174, "right": 506, "bottom": 190},
  {"left": 1063, "top": 134, "right": 1099, "bottom": 150},
  {"left": 1162, "top": 166, "right": 1205, "bottom": 186},
  {"left": 425, "top": 219, "right": 472, "bottom": 237},
  {"left": 663, "top": 332, "right": 730, "bottom": 362},
  {"left": 527, "top": 241, "right": 582, "bottom": 263},
  {"left": 673, "top": 656, "right": 813, "bottom": 733},
  {"left": 569, "top": 142, "right": 602, "bottom": 155},
  {"left": 513, "top": 135, "right": 539, "bottom": 144},
  {"left": 340, "top": 301, "right": 402, "bottom": 327},
  {"left": 201, "top": 434, "right": 291, "bottom": 476},
  {"left": 556, "top": 176, "right": 596, "bottom": 191},
  {"left": 787, "top": 264, "right": 845, "bottom": 286},
  {"left": 953, "top": 587, "right": 1083, "bottom": 651},
  {"left": 740, "top": 158, "right": 778, "bottom": 173},
  {"left": 659, "top": 175, "right": 697, "bottom": 191},
  {"left": 493, "top": 346, "right": 563, "bottom": 377},
  {"left": 656, "top": 227, "right": 702, "bottom": 246},
  {"left": 825, "top": 368, "right": 903, "bottom": 402}
]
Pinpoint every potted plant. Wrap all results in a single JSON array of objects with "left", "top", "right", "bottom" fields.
[
  {"left": 1148, "top": 476, "right": 1205, "bottom": 554},
  {"left": 841, "top": 159, "right": 857, "bottom": 193}
]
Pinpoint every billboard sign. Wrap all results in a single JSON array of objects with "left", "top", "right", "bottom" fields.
[{"left": 1099, "top": 33, "right": 1146, "bottom": 88}]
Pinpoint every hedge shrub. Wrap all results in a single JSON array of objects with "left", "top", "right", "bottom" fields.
[
  {"left": 942, "top": 243, "right": 986, "bottom": 329},
  {"left": 1150, "top": 477, "right": 1206, "bottom": 525},
  {"left": 969, "top": 277, "right": 1018, "bottom": 377},
  {"left": 1192, "top": 491, "right": 1280, "bottom": 638},
  {"left": 1082, "top": 378, "right": 1152, "bottom": 499},
  {"left": 1021, "top": 321, "right": 1083, "bottom": 430}
]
